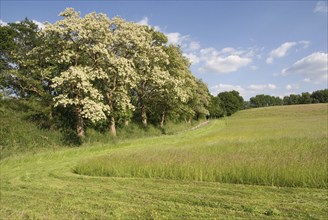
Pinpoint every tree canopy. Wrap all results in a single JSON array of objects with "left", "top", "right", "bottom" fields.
[
  {"left": 1, "top": 8, "right": 327, "bottom": 144},
  {"left": 0, "top": 8, "right": 210, "bottom": 141}
]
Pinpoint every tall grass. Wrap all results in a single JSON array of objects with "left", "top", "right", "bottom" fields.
[
  {"left": 0, "top": 99, "right": 206, "bottom": 158},
  {"left": 0, "top": 100, "right": 63, "bottom": 158},
  {"left": 74, "top": 104, "right": 328, "bottom": 188}
]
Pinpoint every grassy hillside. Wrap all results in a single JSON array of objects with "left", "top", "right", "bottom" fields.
[
  {"left": 0, "top": 99, "right": 201, "bottom": 158},
  {"left": 75, "top": 104, "right": 327, "bottom": 188},
  {"left": 0, "top": 100, "right": 64, "bottom": 158},
  {"left": 1, "top": 104, "right": 327, "bottom": 219}
]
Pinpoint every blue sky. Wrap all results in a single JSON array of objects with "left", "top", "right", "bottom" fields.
[{"left": 1, "top": 0, "right": 327, "bottom": 100}]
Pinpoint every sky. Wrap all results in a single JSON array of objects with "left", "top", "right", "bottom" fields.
[{"left": 1, "top": 0, "right": 327, "bottom": 100}]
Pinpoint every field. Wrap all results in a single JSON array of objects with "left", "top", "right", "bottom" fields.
[{"left": 1, "top": 104, "right": 327, "bottom": 219}]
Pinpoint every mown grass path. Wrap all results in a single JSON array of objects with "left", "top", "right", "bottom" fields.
[{"left": 1, "top": 104, "right": 327, "bottom": 219}]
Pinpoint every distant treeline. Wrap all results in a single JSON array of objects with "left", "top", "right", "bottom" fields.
[
  {"left": 248, "top": 89, "right": 328, "bottom": 108},
  {"left": 208, "top": 89, "right": 328, "bottom": 118},
  {"left": 208, "top": 91, "right": 244, "bottom": 118}
]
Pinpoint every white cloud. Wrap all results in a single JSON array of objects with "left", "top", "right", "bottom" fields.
[
  {"left": 299, "top": 40, "right": 310, "bottom": 49},
  {"left": 200, "top": 47, "right": 218, "bottom": 56},
  {"left": 0, "top": 19, "right": 44, "bottom": 29},
  {"left": 286, "top": 84, "right": 292, "bottom": 91},
  {"left": 280, "top": 52, "right": 328, "bottom": 83},
  {"left": 137, "top": 16, "right": 149, "bottom": 26},
  {"left": 153, "top": 26, "right": 161, "bottom": 32},
  {"left": 183, "top": 53, "right": 200, "bottom": 64},
  {"left": 248, "top": 84, "right": 265, "bottom": 90},
  {"left": 0, "top": 19, "right": 7, "bottom": 26},
  {"left": 136, "top": 17, "right": 161, "bottom": 32},
  {"left": 136, "top": 17, "right": 190, "bottom": 46},
  {"left": 189, "top": 41, "right": 200, "bottom": 50},
  {"left": 134, "top": 17, "right": 256, "bottom": 75},
  {"left": 285, "top": 84, "right": 299, "bottom": 92},
  {"left": 266, "top": 41, "right": 310, "bottom": 64},
  {"left": 198, "top": 47, "right": 253, "bottom": 74},
  {"left": 210, "top": 84, "right": 245, "bottom": 96},
  {"left": 314, "top": 1, "right": 328, "bottom": 13},
  {"left": 201, "top": 55, "right": 251, "bottom": 74},
  {"left": 248, "top": 84, "right": 276, "bottom": 90},
  {"left": 268, "top": 84, "right": 277, "bottom": 90},
  {"left": 266, "top": 42, "right": 297, "bottom": 64},
  {"left": 32, "top": 20, "right": 45, "bottom": 30},
  {"left": 250, "top": 65, "right": 258, "bottom": 71},
  {"left": 210, "top": 83, "right": 277, "bottom": 99},
  {"left": 220, "top": 47, "right": 236, "bottom": 54},
  {"left": 166, "top": 32, "right": 189, "bottom": 45},
  {"left": 166, "top": 32, "right": 180, "bottom": 45}
]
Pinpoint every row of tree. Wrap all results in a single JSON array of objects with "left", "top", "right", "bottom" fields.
[
  {"left": 0, "top": 8, "right": 210, "bottom": 139},
  {"left": 248, "top": 89, "right": 328, "bottom": 108},
  {"left": 283, "top": 90, "right": 328, "bottom": 105},
  {"left": 207, "top": 89, "right": 328, "bottom": 118},
  {"left": 208, "top": 91, "right": 244, "bottom": 118},
  {"left": 1, "top": 8, "right": 327, "bottom": 142}
]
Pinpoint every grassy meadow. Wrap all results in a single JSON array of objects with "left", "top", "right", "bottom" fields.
[
  {"left": 1, "top": 104, "right": 327, "bottom": 219},
  {"left": 75, "top": 104, "right": 327, "bottom": 188}
]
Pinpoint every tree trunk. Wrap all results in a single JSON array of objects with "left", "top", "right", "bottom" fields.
[
  {"left": 124, "top": 119, "right": 129, "bottom": 127},
  {"left": 106, "top": 91, "right": 116, "bottom": 137},
  {"left": 160, "top": 111, "right": 165, "bottom": 128},
  {"left": 109, "top": 116, "right": 116, "bottom": 137},
  {"left": 76, "top": 106, "right": 85, "bottom": 137},
  {"left": 141, "top": 106, "right": 147, "bottom": 127}
]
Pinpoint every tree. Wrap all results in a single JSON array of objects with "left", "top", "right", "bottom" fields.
[
  {"left": 38, "top": 8, "right": 110, "bottom": 137},
  {"left": 218, "top": 90, "right": 243, "bottom": 116},
  {"left": 150, "top": 45, "right": 191, "bottom": 127},
  {"left": 311, "top": 89, "right": 328, "bottom": 103},
  {"left": 190, "top": 79, "right": 210, "bottom": 120},
  {"left": 0, "top": 24, "right": 16, "bottom": 86},
  {"left": 0, "top": 19, "right": 60, "bottom": 130},
  {"left": 130, "top": 27, "right": 170, "bottom": 127},
  {"left": 89, "top": 16, "right": 140, "bottom": 137},
  {"left": 299, "top": 92, "right": 312, "bottom": 104},
  {"left": 1, "top": 8, "right": 214, "bottom": 140},
  {"left": 250, "top": 94, "right": 283, "bottom": 108},
  {"left": 0, "top": 19, "right": 45, "bottom": 98},
  {"left": 283, "top": 94, "right": 301, "bottom": 105},
  {"left": 208, "top": 95, "right": 224, "bottom": 118}
]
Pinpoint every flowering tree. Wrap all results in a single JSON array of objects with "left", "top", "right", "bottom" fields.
[
  {"left": 22, "top": 7, "right": 211, "bottom": 139},
  {"left": 40, "top": 8, "right": 110, "bottom": 137},
  {"left": 129, "top": 27, "right": 171, "bottom": 127}
]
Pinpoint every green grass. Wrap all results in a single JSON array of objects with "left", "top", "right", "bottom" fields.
[
  {"left": 74, "top": 104, "right": 328, "bottom": 188},
  {"left": 1, "top": 104, "right": 327, "bottom": 219},
  {"left": 0, "top": 99, "right": 202, "bottom": 158},
  {"left": 0, "top": 100, "right": 64, "bottom": 158}
]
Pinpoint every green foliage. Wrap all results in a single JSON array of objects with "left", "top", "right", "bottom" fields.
[
  {"left": 0, "top": 24, "right": 15, "bottom": 74},
  {"left": 250, "top": 94, "right": 283, "bottom": 107},
  {"left": 249, "top": 89, "right": 328, "bottom": 109},
  {"left": 217, "top": 90, "right": 244, "bottom": 116},
  {"left": 282, "top": 89, "right": 328, "bottom": 105},
  {"left": 208, "top": 95, "right": 224, "bottom": 118},
  {"left": 0, "top": 19, "right": 45, "bottom": 99},
  {"left": 0, "top": 9, "right": 210, "bottom": 140},
  {"left": 1, "top": 8, "right": 325, "bottom": 144},
  {"left": 311, "top": 89, "right": 328, "bottom": 103},
  {"left": 0, "top": 99, "right": 63, "bottom": 158},
  {"left": 283, "top": 94, "right": 301, "bottom": 105}
]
